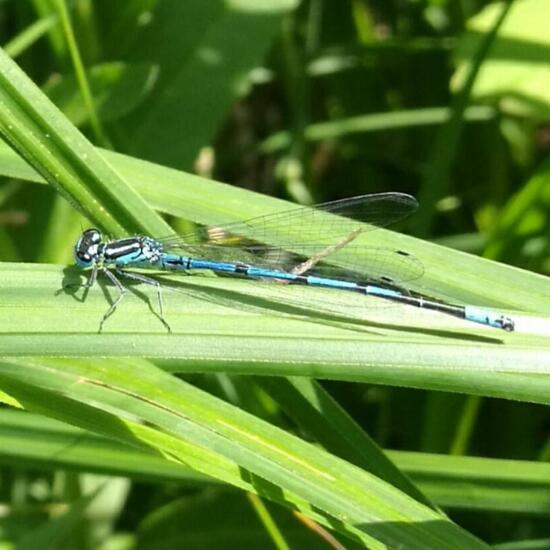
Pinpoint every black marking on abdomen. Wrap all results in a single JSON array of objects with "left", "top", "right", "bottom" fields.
[{"left": 162, "top": 256, "right": 190, "bottom": 269}]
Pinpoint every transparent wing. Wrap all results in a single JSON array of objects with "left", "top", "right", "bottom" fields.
[
  {"left": 158, "top": 192, "right": 421, "bottom": 284},
  {"left": 160, "top": 192, "right": 417, "bottom": 247}
]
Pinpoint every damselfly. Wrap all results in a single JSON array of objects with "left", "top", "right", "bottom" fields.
[{"left": 73, "top": 192, "right": 515, "bottom": 332}]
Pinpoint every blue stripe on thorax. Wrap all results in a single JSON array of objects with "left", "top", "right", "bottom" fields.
[{"left": 111, "top": 251, "right": 148, "bottom": 266}]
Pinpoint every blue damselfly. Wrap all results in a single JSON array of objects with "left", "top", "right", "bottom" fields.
[{"left": 73, "top": 192, "right": 515, "bottom": 332}]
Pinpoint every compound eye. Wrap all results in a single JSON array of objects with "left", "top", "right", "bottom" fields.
[
  {"left": 76, "top": 251, "right": 91, "bottom": 263},
  {"left": 74, "top": 228, "right": 102, "bottom": 267},
  {"left": 84, "top": 228, "right": 102, "bottom": 244},
  {"left": 75, "top": 250, "right": 92, "bottom": 267}
]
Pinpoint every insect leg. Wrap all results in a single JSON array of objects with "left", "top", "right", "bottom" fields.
[
  {"left": 99, "top": 268, "right": 126, "bottom": 332},
  {"left": 115, "top": 268, "right": 171, "bottom": 332}
]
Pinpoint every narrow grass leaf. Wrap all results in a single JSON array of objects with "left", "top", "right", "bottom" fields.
[
  {"left": 255, "top": 377, "right": 433, "bottom": 508},
  {"left": 44, "top": 61, "right": 158, "bottom": 126},
  {"left": 416, "top": 0, "right": 514, "bottom": 236},
  {"left": 453, "top": 0, "right": 550, "bottom": 119},
  {"left": 0, "top": 47, "right": 170, "bottom": 237},
  {"left": 3, "top": 14, "right": 59, "bottom": 59},
  {"left": 259, "top": 106, "right": 496, "bottom": 154}
]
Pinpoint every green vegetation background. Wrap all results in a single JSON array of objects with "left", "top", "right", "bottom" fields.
[{"left": 0, "top": 1, "right": 548, "bottom": 549}]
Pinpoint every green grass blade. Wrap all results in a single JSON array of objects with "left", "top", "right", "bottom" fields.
[
  {"left": 126, "top": 0, "right": 299, "bottom": 167},
  {"left": 255, "top": 377, "right": 433, "bottom": 508},
  {"left": 0, "top": 356, "right": 489, "bottom": 549},
  {"left": 259, "top": 106, "right": 496, "bottom": 154},
  {"left": 31, "top": 0, "right": 68, "bottom": 64},
  {"left": 416, "top": 0, "right": 515, "bottom": 236},
  {"left": 2, "top": 410, "right": 548, "bottom": 516},
  {"left": 484, "top": 157, "right": 550, "bottom": 263},
  {"left": 388, "top": 450, "right": 550, "bottom": 515},
  {"left": 16, "top": 489, "right": 100, "bottom": 550},
  {"left": 44, "top": 61, "right": 158, "bottom": 126},
  {"left": 0, "top": 262, "right": 548, "bottom": 404},
  {"left": 494, "top": 539, "right": 550, "bottom": 550},
  {"left": 0, "top": 408, "right": 214, "bottom": 484},
  {"left": 3, "top": 14, "right": 59, "bottom": 58},
  {"left": 453, "top": 0, "right": 550, "bottom": 119},
  {"left": 52, "top": 0, "right": 109, "bottom": 146},
  {"left": 0, "top": 47, "right": 170, "bottom": 237},
  {"left": 247, "top": 492, "right": 292, "bottom": 550}
]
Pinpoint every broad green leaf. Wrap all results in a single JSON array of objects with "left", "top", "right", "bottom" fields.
[{"left": 125, "top": 0, "right": 299, "bottom": 167}]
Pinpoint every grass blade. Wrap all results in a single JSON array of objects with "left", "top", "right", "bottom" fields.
[
  {"left": 0, "top": 262, "right": 548, "bottom": 404},
  {"left": 0, "top": 356, "right": 489, "bottom": 549},
  {"left": 0, "top": 47, "right": 170, "bottom": 237}
]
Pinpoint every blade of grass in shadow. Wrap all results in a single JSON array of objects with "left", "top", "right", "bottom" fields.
[
  {"left": 448, "top": 395, "right": 482, "bottom": 456},
  {"left": 484, "top": 156, "right": 550, "bottom": 263},
  {"left": 258, "top": 106, "right": 496, "bottom": 154},
  {"left": 0, "top": 46, "right": 170, "bottom": 237},
  {"left": 247, "top": 492, "right": 292, "bottom": 550},
  {"left": 3, "top": 14, "right": 59, "bottom": 59},
  {"left": 53, "top": 0, "right": 110, "bottom": 147},
  {"left": 44, "top": 62, "right": 159, "bottom": 127},
  {"left": 32, "top": 0, "right": 68, "bottom": 65},
  {"left": 255, "top": 377, "right": 434, "bottom": 508},
  {"left": 0, "top": 408, "right": 216, "bottom": 484},
  {"left": 38, "top": 195, "right": 85, "bottom": 264},
  {"left": 16, "top": 488, "right": 101, "bottom": 550},
  {"left": 415, "top": 0, "right": 515, "bottom": 237},
  {"left": 0, "top": 356, "right": 490, "bottom": 549},
  {"left": 126, "top": 0, "right": 299, "bottom": 168},
  {"left": 388, "top": 450, "right": 550, "bottom": 515}
]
